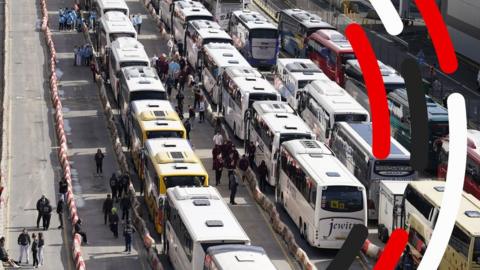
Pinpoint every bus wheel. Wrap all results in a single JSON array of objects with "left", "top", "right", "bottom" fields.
[
  {"left": 233, "top": 123, "right": 237, "bottom": 138},
  {"left": 280, "top": 192, "right": 284, "bottom": 206},
  {"left": 379, "top": 226, "right": 389, "bottom": 243},
  {"left": 299, "top": 217, "right": 304, "bottom": 238}
]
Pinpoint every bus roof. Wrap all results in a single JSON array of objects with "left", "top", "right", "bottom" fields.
[
  {"left": 190, "top": 21, "right": 232, "bottom": 41},
  {"left": 111, "top": 37, "right": 149, "bottom": 64},
  {"left": 305, "top": 80, "right": 370, "bottom": 116},
  {"left": 120, "top": 67, "right": 165, "bottom": 93},
  {"left": 282, "top": 139, "right": 364, "bottom": 188},
  {"left": 231, "top": 77, "right": 277, "bottom": 95},
  {"left": 167, "top": 187, "right": 251, "bottom": 242},
  {"left": 203, "top": 43, "right": 251, "bottom": 68},
  {"left": 408, "top": 180, "right": 480, "bottom": 236},
  {"left": 346, "top": 59, "right": 405, "bottom": 86},
  {"left": 232, "top": 10, "right": 277, "bottom": 30},
  {"left": 100, "top": 11, "right": 136, "bottom": 34},
  {"left": 96, "top": 0, "right": 129, "bottom": 13},
  {"left": 224, "top": 66, "right": 262, "bottom": 79},
  {"left": 260, "top": 113, "right": 313, "bottom": 135},
  {"left": 388, "top": 89, "right": 448, "bottom": 122},
  {"left": 252, "top": 100, "right": 295, "bottom": 115},
  {"left": 337, "top": 122, "right": 411, "bottom": 159},
  {"left": 207, "top": 245, "right": 276, "bottom": 270},
  {"left": 309, "top": 29, "right": 353, "bottom": 53},
  {"left": 440, "top": 129, "right": 480, "bottom": 165},
  {"left": 278, "top": 58, "right": 319, "bottom": 71},
  {"left": 281, "top": 9, "right": 334, "bottom": 29},
  {"left": 175, "top": 1, "right": 212, "bottom": 18},
  {"left": 131, "top": 100, "right": 179, "bottom": 121}
]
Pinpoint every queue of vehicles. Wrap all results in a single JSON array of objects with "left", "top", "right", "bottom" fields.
[{"left": 92, "top": 0, "right": 480, "bottom": 268}]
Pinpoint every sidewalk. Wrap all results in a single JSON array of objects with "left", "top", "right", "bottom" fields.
[{"left": 43, "top": 0, "right": 147, "bottom": 269}]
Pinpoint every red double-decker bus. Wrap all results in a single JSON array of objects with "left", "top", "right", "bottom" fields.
[
  {"left": 436, "top": 129, "right": 480, "bottom": 200},
  {"left": 305, "top": 29, "right": 356, "bottom": 86}
]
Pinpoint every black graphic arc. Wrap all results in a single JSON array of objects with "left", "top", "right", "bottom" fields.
[
  {"left": 327, "top": 224, "right": 368, "bottom": 270},
  {"left": 401, "top": 59, "right": 429, "bottom": 171}
]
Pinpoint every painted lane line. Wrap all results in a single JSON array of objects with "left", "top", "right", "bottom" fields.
[
  {"left": 346, "top": 23, "right": 391, "bottom": 159},
  {"left": 401, "top": 59, "right": 429, "bottom": 171},
  {"left": 327, "top": 224, "right": 368, "bottom": 270},
  {"left": 367, "top": 0, "right": 404, "bottom": 36},
  {"left": 414, "top": 0, "right": 458, "bottom": 74},
  {"left": 373, "top": 229, "right": 409, "bottom": 270},
  {"left": 418, "top": 93, "right": 467, "bottom": 270}
]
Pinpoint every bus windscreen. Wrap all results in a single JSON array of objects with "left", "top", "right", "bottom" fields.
[
  {"left": 374, "top": 160, "right": 414, "bottom": 177},
  {"left": 146, "top": 130, "right": 184, "bottom": 139},
  {"left": 104, "top": 8, "right": 128, "bottom": 15},
  {"left": 474, "top": 238, "right": 480, "bottom": 264},
  {"left": 120, "top": 61, "right": 149, "bottom": 68},
  {"left": 109, "top": 33, "right": 135, "bottom": 41},
  {"left": 334, "top": 114, "right": 368, "bottom": 122},
  {"left": 298, "top": 80, "right": 313, "bottom": 89},
  {"left": 248, "top": 93, "right": 278, "bottom": 107},
  {"left": 280, "top": 133, "right": 311, "bottom": 145},
  {"left": 130, "top": 91, "right": 167, "bottom": 101},
  {"left": 341, "top": 53, "right": 356, "bottom": 64},
  {"left": 251, "top": 29, "right": 279, "bottom": 39},
  {"left": 321, "top": 186, "right": 363, "bottom": 212},
  {"left": 164, "top": 175, "right": 206, "bottom": 188},
  {"left": 429, "top": 122, "right": 449, "bottom": 139}
]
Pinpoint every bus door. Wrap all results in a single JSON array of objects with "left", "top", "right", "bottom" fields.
[{"left": 271, "top": 135, "right": 280, "bottom": 186}]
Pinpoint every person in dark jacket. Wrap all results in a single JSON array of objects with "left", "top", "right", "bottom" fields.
[
  {"left": 58, "top": 177, "right": 68, "bottom": 201},
  {"left": 212, "top": 144, "right": 222, "bottom": 160},
  {"left": 247, "top": 141, "right": 256, "bottom": 167},
  {"left": 238, "top": 154, "right": 249, "bottom": 182},
  {"left": 212, "top": 154, "right": 224, "bottom": 186},
  {"left": 399, "top": 245, "right": 414, "bottom": 270},
  {"left": 0, "top": 237, "right": 19, "bottom": 268},
  {"left": 183, "top": 119, "right": 191, "bottom": 140},
  {"left": 109, "top": 208, "right": 120, "bottom": 238},
  {"left": 36, "top": 195, "right": 50, "bottom": 229},
  {"left": 102, "top": 194, "right": 113, "bottom": 225},
  {"left": 257, "top": 160, "right": 268, "bottom": 192},
  {"left": 17, "top": 228, "right": 31, "bottom": 264},
  {"left": 94, "top": 148, "right": 105, "bottom": 176},
  {"left": 120, "top": 195, "right": 131, "bottom": 220},
  {"left": 228, "top": 171, "right": 239, "bottom": 205},
  {"left": 42, "top": 202, "right": 53, "bottom": 230},
  {"left": 74, "top": 219, "right": 88, "bottom": 244},
  {"left": 31, "top": 233, "right": 39, "bottom": 268},
  {"left": 57, "top": 197, "right": 65, "bottom": 229},
  {"left": 123, "top": 220, "right": 135, "bottom": 253},
  {"left": 119, "top": 173, "right": 130, "bottom": 197},
  {"left": 109, "top": 173, "right": 118, "bottom": 201}
]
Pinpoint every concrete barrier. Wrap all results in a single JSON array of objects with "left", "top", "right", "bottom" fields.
[{"left": 39, "top": 0, "right": 86, "bottom": 268}]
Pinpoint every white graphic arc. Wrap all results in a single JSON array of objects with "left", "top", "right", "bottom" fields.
[
  {"left": 367, "top": 0, "right": 404, "bottom": 35},
  {"left": 417, "top": 93, "right": 467, "bottom": 270}
]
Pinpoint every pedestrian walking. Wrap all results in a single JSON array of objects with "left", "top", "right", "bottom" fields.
[
  {"left": 175, "top": 106, "right": 184, "bottom": 120},
  {"left": 176, "top": 90, "right": 185, "bottom": 114},
  {"left": 90, "top": 61, "right": 97, "bottom": 81},
  {"left": 247, "top": 141, "right": 256, "bottom": 167},
  {"left": 229, "top": 171, "right": 239, "bottom": 205},
  {"left": 198, "top": 96, "right": 206, "bottom": 123},
  {"left": 17, "top": 228, "right": 31, "bottom": 264},
  {"left": 89, "top": 10, "right": 97, "bottom": 30},
  {"left": 258, "top": 160, "right": 268, "bottom": 192},
  {"left": 123, "top": 220, "right": 135, "bottom": 253},
  {"left": 73, "top": 46, "right": 79, "bottom": 66},
  {"left": 156, "top": 54, "right": 169, "bottom": 80},
  {"left": 102, "top": 194, "right": 114, "bottom": 225},
  {"left": 120, "top": 173, "right": 130, "bottom": 197},
  {"left": 42, "top": 201, "right": 53, "bottom": 230},
  {"left": 37, "top": 233, "right": 44, "bottom": 266},
  {"left": 213, "top": 154, "right": 224, "bottom": 186},
  {"left": 212, "top": 144, "right": 222, "bottom": 160},
  {"left": 238, "top": 154, "right": 249, "bottom": 182},
  {"left": 222, "top": 140, "right": 232, "bottom": 160},
  {"left": 167, "top": 36, "right": 175, "bottom": 57},
  {"left": 188, "top": 105, "right": 195, "bottom": 128},
  {"left": 134, "top": 14, "right": 143, "bottom": 34},
  {"left": 0, "top": 237, "right": 20, "bottom": 268},
  {"left": 109, "top": 173, "right": 119, "bottom": 201},
  {"left": 213, "top": 131, "right": 223, "bottom": 146},
  {"left": 109, "top": 208, "right": 120, "bottom": 238},
  {"left": 120, "top": 195, "right": 131, "bottom": 221},
  {"left": 193, "top": 86, "right": 201, "bottom": 109},
  {"left": 184, "top": 119, "right": 191, "bottom": 140},
  {"left": 57, "top": 196, "right": 65, "bottom": 229},
  {"left": 36, "top": 195, "right": 50, "bottom": 229},
  {"left": 94, "top": 148, "right": 105, "bottom": 176},
  {"left": 58, "top": 176, "right": 68, "bottom": 201},
  {"left": 74, "top": 219, "right": 88, "bottom": 244},
  {"left": 31, "top": 233, "right": 39, "bottom": 268}
]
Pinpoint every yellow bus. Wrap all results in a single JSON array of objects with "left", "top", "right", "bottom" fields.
[
  {"left": 143, "top": 138, "right": 209, "bottom": 234},
  {"left": 403, "top": 180, "right": 480, "bottom": 269},
  {"left": 126, "top": 100, "right": 186, "bottom": 174}
]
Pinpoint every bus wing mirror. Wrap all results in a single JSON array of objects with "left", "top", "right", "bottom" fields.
[{"left": 159, "top": 197, "right": 165, "bottom": 206}]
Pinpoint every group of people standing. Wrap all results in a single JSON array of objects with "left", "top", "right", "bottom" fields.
[
  {"left": 58, "top": 7, "right": 82, "bottom": 32},
  {"left": 103, "top": 172, "right": 135, "bottom": 253},
  {"left": 74, "top": 44, "right": 94, "bottom": 67},
  {"left": 0, "top": 229, "right": 45, "bottom": 268},
  {"left": 130, "top": 14, "right": 143, "bottom": 34}
]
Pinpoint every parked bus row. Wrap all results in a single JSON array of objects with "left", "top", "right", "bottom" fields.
[{"left": 90, "top": 1, "right": 280, "bottom": 269}]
